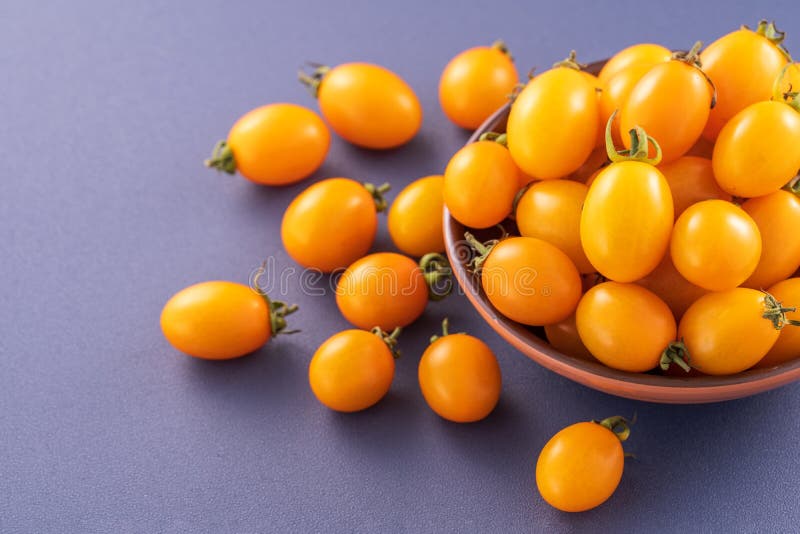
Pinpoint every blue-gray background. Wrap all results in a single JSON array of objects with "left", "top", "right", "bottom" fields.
[{"left": 2, "top": 1, "right": 798, "bottom": 532}]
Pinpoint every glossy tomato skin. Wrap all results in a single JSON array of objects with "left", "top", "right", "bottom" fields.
[
  {"left": 620, "top": 60, "right": 712, "bottom": 164},
  {"left": 281, "top": 178, "right": 378, "bottom": 272},
  {"left": 318, "top": 63, "right": 421, "bottom": 149},
  {"left": 335, "top": 252, "right": 428, "bottom": 331},
  {"left": 536, "top": 422, "right": 624, "bottom": 512},
  {"left": 757, "top": 278, "right": 800, "bottom": 367},
  {"left": 679, "top": 288, "right": 780, "bottom": 375},
  {"left": 481, "top": 237, "right": 582, "bottom": 326},
  {"left": 388, "top": 175, "right": 445, "bottom": 257},
  {"left": 657, "top": 156, "right": 732, "bottom": 218},
  {"left": 544, "top": 313, "right": 596, "bottom": 361},
  {"left": 443, "top": 141, "right": 520, "bottom": 228},
  {"left": 701, "top": 27, "right": 789, "bottom": 141},
  {"left": 227, "top": 103, "right": 330, "bottom": 185},
  {"left": 712, "top": 101, "right": 800, "bottom": 198},
  {"left": 635, "top": 254, "right": 708, "bottom": 320},
  {"left": 161, "top": 281, "right": 269, "bottom": 359},
  {"left": 599, "top": 63, "right": 653, "bottom": 147},
  {"left": 439, "top": 45, "right": 518, "bottom": 129},
  {"left": 597, "top": 43, "right": 671, "bottom": 84},
  {"left": 576, "top": 282, "right": 676, "bottom": 372},
  {"left": 418, "top": 334, "right": 502, "bottom": 423},
  {"left": 507, "top": 67, "right": 599, "bottom": 179},
  {"left": 309, "top": 330, "right": 395, "bottom": 412},
  {"left": 516, "top": 179, "right": 593, "bottom": 273},
  {"left": 580, "top": 161, "right": 673, "bottom": 282},
  {"left": 742, "top": 191, "right": 800, "bottom": 289},
  {"left": 670, "top": 200, "right": 762, "bottom": 291}
]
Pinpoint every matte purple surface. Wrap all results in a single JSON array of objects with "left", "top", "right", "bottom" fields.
[{"left": 2, "top": 1, "right": 800, "bottom": 532}]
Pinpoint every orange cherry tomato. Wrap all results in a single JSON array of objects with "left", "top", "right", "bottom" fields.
[
  {"left": 309, "top": 329, "right": 396, "bottom": 412},
  {"left": 479, "top": 236, "right": 582, "bottom": 326},
  {"left": 599, "top": 63, "right": 656, "bottom": 147},
  {"left": 657, "top": 156, "right": 732, "bottom": 218},
  {"left": 701, "top": 21, "right": 790, "bottom": 141},
  {"left": 670, "top": 200, "right": 762, "bottom": 291},
  {"left": 597, "top": 43, "right": 671, "bottom": 85},
  {"left": 635, "top": 254, "right": 708, "bottom": 320},
  {"left": 388, "top": 175, "right": 445, "bottom": 257},
  {"left": 581, "top": 161, "right": 673, "bottom": 282},
  {"left": 742, "top": 190, "right": 800, "bottom": 289},
  {"left": 516, "top": 179, "right": 594, "bottom": 273},
  {"left": 536, "top": 418, "right": 628, "bottom": 512},
  {"left": 439, "top": 41, "right": 519, "bottom": 129},
  {"left": 757, "top": 278, "right": 800, "bottom": 367},
  {"left": 418, "top": 320, "right": 502, "bottom": 423},
  {"left": 712, "top": 101, "right": 800, "bottom": 198},
  {"left": 679, "top": 288, "right": 782, "bottom": 375},
  {"left": 576, "top": 282, "right": 676, "bottom": 372},
  {"left": 507, "top": 63, "right": 599, "bottom": 179},
  {"left": 443, "top": 141, "right": 520, "bottom": 228},
  {"left": 301, "top": 63, "right": 421, "bottom": 149},
  {"left": 206, "top": 103, "right": 330, "bottom": 185},
  {"left": 544, "top": 313, "right": 595, "bottom": 361}
]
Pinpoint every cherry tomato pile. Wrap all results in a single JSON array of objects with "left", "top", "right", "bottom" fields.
[{"left": 158, "top": 22, "right": 800, "bottom": 513}]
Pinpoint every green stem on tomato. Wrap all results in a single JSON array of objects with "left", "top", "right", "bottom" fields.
[
  {"left": 596, "top": 415, "right": 634, "bottom": 443},
  {"left": 491, "top": 39, "right": 513, "bottom": 61},
  {"left": 419, "top": 253, "right": 453, "bottom": 301},
  {"left": 604, "top": 111, "right": 663, "bottom": 166},
  {"left": 298, "top": 63, "right": 331, "bottom": 98},
  {"left": 363, "top": 182, "right": 391, "bottom": 213},
  {"left": 762, "top": 291, "right": 798, "bottom": 329},
  {"left": 660, "top": 341, "right": 691, "bottom": 372},
  {"left": 204, "top": 140, "right": 237, "bottom": 174},
  {"left": 671, "top": 41, "right": 718, "bottom": 108},
  {"left": 552, "top": 50, "right": 587, "bottom": 71},
  {"left": 371, "top": 326, "right": 402, "bottom": 359},
  {"left": 252, "top": 261, "right": 300, "bottom": 335}
]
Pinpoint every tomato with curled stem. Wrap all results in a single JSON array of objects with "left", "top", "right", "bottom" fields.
[
  {"left": 757, "top": 278, "right": 800, "bottom": 368},
  {"left": 599, "top": 63, "right": 653, "bottom": 147},
  {"left": 742, "top": 190, "right": 800, "bottom": 289},
  {"left": 388, "top": 175, "right": 445, "bottom": 257},
  {"left": 657, "top": 156, "right": 732, "bottom": 218},
  {"left": 597, "top": 42, "right": 671, "bottom": 84}
]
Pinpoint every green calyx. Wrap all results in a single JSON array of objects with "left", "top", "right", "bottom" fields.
[
  {"left": 595, "top": 415, "right": 634, "bottom": 442},
  {"left": 552, "top": 50, "right": 587, "bottom": 71},
  {"left": 464, "top": 229, "right": 505, "bottom": 272},
  {"left": 604, "top": 110, "right": 663, "bottom": 165},
  {"left": 298, "top": 62, "right": 331, "bottom": 98},
  {"left": 672, "top": 41, "right": 718, "bottom": 109},
  {"left": 772, "top": 63, "right": 800, "bottom": 113},
  {"left": 362, "top": 182, "right": 391, "bottom": 212},
  {"left": 204, "top": 140, "right": 237, "bottom": 174},
  {"left": 660, "top": 341, "right": 691, "bottom": 373},
  {"left": 371, "top": 326, "right": 402, "bottom": 359},
  {"left": 762, "top": 291, "right": 800, "bottom": 329},
  {"left": 491, "top": 39, "right": 513, "bottom": 61},
  {"left": 252, "top": 261, "right": 300, "bottom": 335},
  {"left": 419, "top": 253, "right": 453, "bottom": 302},
  {"left": 753, "top": 19, "right": 793, "bottom": 61},
  {"left": 429, "top": 317, "right": 465, "bottom": 344},
  {"left": 478, "top": 131, "right": 508, "bottom": 146}
]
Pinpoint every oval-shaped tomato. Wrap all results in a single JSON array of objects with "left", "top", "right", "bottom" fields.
[
  {"left": 282, "top": 178, "right": 385, "bottom": 272},
  {"left": 635, "top": 254, "right": 708, "bottom": 320},
  {"left": 757, "top": 278, "right": 800, "bottom": 367},
  {"left": 701, "top": 22, "right": 790, "bottom": 140},
  {"left": 599, "top": 63, "right": 654, "bottom": 147},
  {"left": 439, "top": 41, "right": 519, "bottom": 129},
  {"left": 658, "top": 156, "right": 732, "bottom": 218},
  {"left": 480, "top": 236, "right": 582, "bottom": 326},
  {"left": 388, "top": 175, "right": 445, "bottom": 257},
  {"left": 418, "top": 322, "right": 502, "bottom": 423},
  {"left": 742, "top": 191, "right": 800, "bottom": 289},
  {"left": 516, "top": 179, "right": 593, "bottom": 273},
  {"left": 712, "top": 101, "right": 800, "bottom": 197},
  {"left": 443, "top": 141, "right": 520, "bottom": 228},
  {"left": 309, "top": 329, "right": 395, "bottom": 412},
  {"left": 581, "top": 161, "right": 673, "bottom": 282},
  {"left": 597, "top": 43, "right": 672, "bottom": 84},
  {"left": 536, "top": 420, "right": 626, "bottom": 512},
  {"left": 670, "top": 200, "right": 762, "bottom": 291},
  {"left": 206, "top": 103, "right": 330, "bottom": 185},
  {"left": 620, "top": 58, "right": 712, "bottom": 163},
  {"left": 303, "top": 63, "right": 422, "bottom": 149},
  {"left": 679, "top": 288, "right": 781, "bottom": 375},
  {"left": 544, "top": 313, "right": 595, "bottom": 361},
  {"left": 507, "top": 66, "right": 599, "bottom": 179},
  {"left": 576, "top": 282, "right": 676, "bottom": 372}
]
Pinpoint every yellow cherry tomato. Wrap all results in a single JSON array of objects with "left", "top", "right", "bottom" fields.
[
  {"left": 388, "top": 175, "right": 445, "bottom": 257},
  {"left": 281, "top": 178, "right": 384, "bottom": 272},
  {"left": 309, "top": 329, "right": 396, "bottom": 412},
  {"left": 301, "top": 62, "right": 421, "bottom": 149},
  {"left": 670, "top": 200, "right": 762, "bottom": 291},
  {"left": 597, "top": 43, "right": 671, "bottom": 84},
  {"left": 741, "top": 190, "right": 800, "bottom": 289},
  {"left": 657, "top": 156, "right": 732, "bottom": 218},
  {"left": 439, "top": 41, "right": 519, "bottom": 129},
  {"left": 599, "top": 63, "right": 653, "bottom": 147},
  {"left": 544, "top": 313, "right": 595, "bottom": 361},
  {"left": 757, "top": 278, "right": 800, "bottom": 367},
  {"left": 515, "top": 179, "right": 594, "bottom": 273},
  {"left": 635, "top": 254, "right": 708, "bottom": 321}
]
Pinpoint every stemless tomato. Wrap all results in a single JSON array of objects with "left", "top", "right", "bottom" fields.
[
  {"left": 439, "top": 41, "right": 519, "bottom": 129},
  {"left": 205, "top": 103, "right": 330, "bottom": 185},
  {"left": 443, "top": 140, "right": 520, "bottom": 228},
  {"left": 388, "top": 175, "right": 445, "bottom": 257},
  {"left": 712, "top": 100, "right": 800, "bottom": 197},
  {"left": 635, "top": 254, "right": 708, "bottom": 320},
  {"left": 309, "top": 329, "right": 396, "bottom": 412},
  {"left": 576, "top": 282, "right": 676, "bottom": 372},
  {"left": 507, "top": 63, "right": 599, "bottom": 179},
  {"left": 701, "top": 21, "right": 790, "bottom": 140},
  {"left": 657, "top": 156, "right": 732, "bottom": 217},
  {"left": 479, "top": 236, "right": 582, "bottom": 326},
  {"left": 679, "top": 288, "right": 782, "bottom": 375},
  {"left": 418, "top": 320, "right": 502, "bottom": 423},
  {"left": 300, "top": 62, "right": 421, "bottom": 149},
  {"left": 544, "top": 314, "right": 595, "bottom": 361},
  {"left": 599, "top": 63, "right": 654, "bottom": 147},
  {"left": 515, "top": 180, "right": 593, "bottom": 273},
  {"left": 161, "top": 280, "right": 295, "bottom": 360},
  {"left": 580, "top": 161, "right": 673, "bottom": 282},
  {"left": 281, "top": 178, "right": 386, "bottom": 272},
  {"left": 757, "top": 278, "right": 800, "bottom": 367},
  {"left": 670, "top": 200, "right": 762, "bottom": 291},
  {"left": 536, "top": 417, "right": 629, "bottom": 512},
  {"left": 742, "top": 191, "right": 800, "bottom": 289},
  {"left": 597, "top": 43, "right": 671, "bottom": 84}
]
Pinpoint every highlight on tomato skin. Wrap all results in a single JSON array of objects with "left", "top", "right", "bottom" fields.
[{"left": 388, "top": 175, "right": 446, "bottom": 257}]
